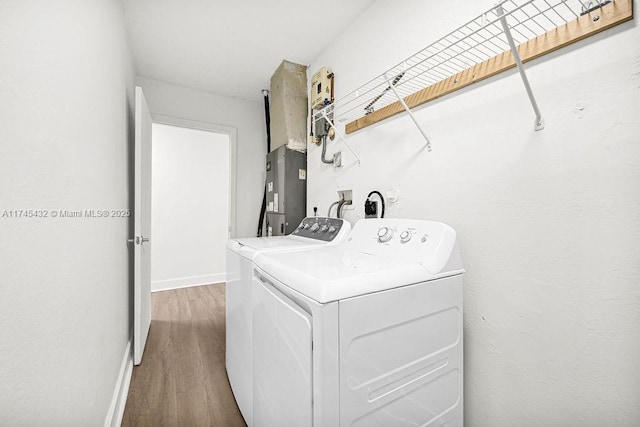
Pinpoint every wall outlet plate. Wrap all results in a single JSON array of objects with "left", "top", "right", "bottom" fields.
[
  {"left": 386, "top": 186, "right": 400, "bottom": 203},
  {"left": 365, "top": 200, "right": 378, "bottom": 218},
  {"left": 333, "top": 152, "right": 342, "bottom": 167}
]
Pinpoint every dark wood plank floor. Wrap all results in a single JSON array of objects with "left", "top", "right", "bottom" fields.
[{"left": 122, "top": 284, "right": 246, "bottom": 427}]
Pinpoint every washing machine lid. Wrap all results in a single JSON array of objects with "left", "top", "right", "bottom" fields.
[
  {"left": 226, "top": 217, "right": 351, "bottom": 261},
  {"left": 227, "top": 236, "right": 326, "bottom": 260},
  {"left": 234, "top": 236, "right": 317, "bottom": 250},
  {"left": 254, "top": 246, "right": 459, "bottom": 303}
]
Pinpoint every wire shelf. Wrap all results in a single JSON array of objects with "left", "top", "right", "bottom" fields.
[{"left": 314, "top": 0, "right": 629, "bottom": 136}]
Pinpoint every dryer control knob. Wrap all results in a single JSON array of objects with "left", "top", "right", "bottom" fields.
[
  {"left": 310, "top": 223, "right": 320, "bottom": 232},
  {"left": 377, "top": 227, "right": 393, "bottom": 243},
  {"left": 320, "top": 225, "right": 329, "bottom": 232},
  {"left": 400, "top": 230, "right": 412, "bottom": 243}
]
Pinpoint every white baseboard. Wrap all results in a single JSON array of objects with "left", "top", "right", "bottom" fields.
[
  {"left": 151, "top": 273, "right": 226, "bottom": 292},
  {"left": 104, "top": 340, "right": 133, "bottom": 427}
]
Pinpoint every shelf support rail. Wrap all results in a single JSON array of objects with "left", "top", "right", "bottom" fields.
[
  {"left": 321, "top": 108, "right": 362, "bottom": 166},
  {"left": 497, "top": 3, "right": 545, "bottom": 131},
  {"left": 384, "top": 71, "right": 433, "bottom": 151}
]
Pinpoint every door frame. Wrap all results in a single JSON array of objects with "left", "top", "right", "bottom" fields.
[{"left": 151, "top": 114, "right": 238, "bottom": 239}]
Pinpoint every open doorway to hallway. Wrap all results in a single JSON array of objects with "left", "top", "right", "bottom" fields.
[{"left": 150, "top": 121, "right": 236, "bottom": 292}]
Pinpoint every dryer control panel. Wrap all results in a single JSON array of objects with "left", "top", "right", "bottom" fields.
[
  {"left": 291, "top": 217, "right": 347, "bottom": 242},
  {"left": 341, "top": 218, "right": 462, "bottom": 275}
]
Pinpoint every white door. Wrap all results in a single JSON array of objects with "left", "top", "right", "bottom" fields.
[{"left": 133, "top": 86, "right": 152, "bottom": 365}]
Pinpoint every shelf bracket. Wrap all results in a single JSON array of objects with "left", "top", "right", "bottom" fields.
[
  {"left": 384, "top": 72, "right": 432, "bottom": 151},
  {"left": 497, "top": 4, "right": 545, "bottom": 131},
  {"left": 321, "top": 108, "right": 362, "bottom": 166}
]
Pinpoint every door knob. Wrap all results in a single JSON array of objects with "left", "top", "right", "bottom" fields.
[{"left": 127, "top": 236, "right": 149, "bottom": 245}]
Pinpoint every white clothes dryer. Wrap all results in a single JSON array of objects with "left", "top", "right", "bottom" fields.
[
  {"left": 252, "top": 218, "right": 464, "bottom": 427},
  {"left": 225, "top": 217, "right": 350, "bottom": 426}
]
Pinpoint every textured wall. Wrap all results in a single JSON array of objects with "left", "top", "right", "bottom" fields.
[
  {"left": 307, "top": 0, "right": 640, "bottom": 425},
  {"left": 0, "top": 0, "right": 135, "bottom": 424}
]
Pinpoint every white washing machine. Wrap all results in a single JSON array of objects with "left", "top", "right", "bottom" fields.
[
  {"left": 225, "top": 217, "right": 351, "bottom": 426},
  {"left": 251, "top": 218, "right": 464, "bottom": 427}
]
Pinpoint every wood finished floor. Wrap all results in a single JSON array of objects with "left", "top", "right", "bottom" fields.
[{"left": 122, "top": 284, "right": 246, "bottom": 427}]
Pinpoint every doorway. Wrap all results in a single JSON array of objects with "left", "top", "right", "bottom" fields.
[{"left": 149, "top": 116, "right": 237, "bottom": 292}]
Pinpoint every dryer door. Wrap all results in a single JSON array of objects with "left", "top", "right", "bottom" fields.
[{"left": 253, "top": 274, "right": 313, "bottom": 427}]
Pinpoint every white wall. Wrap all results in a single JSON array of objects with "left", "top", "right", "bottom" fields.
[
  {"left": 151, "top": 123, "right": 230, "bottom": 291},
  {"left": 136, "top": 76, "right": 266, "bottom": 238},
  {"left": 0, "top": 0, "right": 135, "bottom": 424},
  {"left": 308, "top": 0, "right": 640, "bottom": 425}
]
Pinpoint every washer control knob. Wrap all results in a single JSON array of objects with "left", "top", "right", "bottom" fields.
[
  {"left": 377, "top": 227, "right": 393, "bottom": 243},
  {"left": 310, "top": 223, "right": 320, "bottom": 232},
  {"left": 328, "top": 226, "right": 336, "bottom": 233},
  {"left": 303, "top": 223, "right": 311, "bottom": 229},
  {"left": 320, "top": 225, "right": 329, "bottom": 232},
  {"left": 400, "top": 230, "right": 412, "bottom": 243}
]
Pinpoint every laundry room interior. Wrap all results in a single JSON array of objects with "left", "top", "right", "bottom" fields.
[{"left": 1, "top": 0, "right": 639, "bottom": 426}]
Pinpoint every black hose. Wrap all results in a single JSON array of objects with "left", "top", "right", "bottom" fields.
[
  {"left": 327, "top": 200, "right": 340, "bottom": 217},
  {"left": 257, "top": 90, "right": 271, "bottom": 236},
  {"left": 264, "top": 93, "right": 271, "bottom": 151},
  {"left": 337, "top": 199, "right": 346, "bottom": 218},
  {"left": 337, "top": 199, "right": 352, "bottom": 218},
  {"left": 367, "top": 190, "right": 385, "bottom": 218}
]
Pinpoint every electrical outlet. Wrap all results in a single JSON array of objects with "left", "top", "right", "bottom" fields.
[
  {"left": 386, "top": 186, "right": 400, "bottom": 204},
  {"left": 365, "top": 200, "right": 378, "bottom": 218}
]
